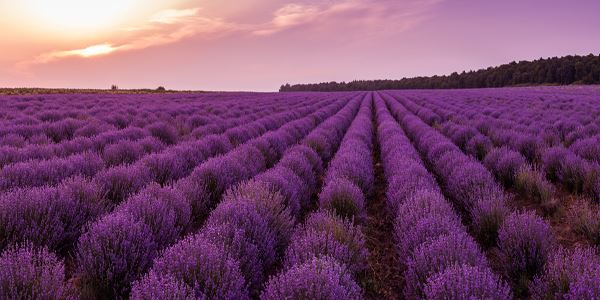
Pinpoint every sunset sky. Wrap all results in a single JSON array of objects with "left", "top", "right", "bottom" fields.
[{"left": 1, "top": 0, "right": 599, "bottom": 91}]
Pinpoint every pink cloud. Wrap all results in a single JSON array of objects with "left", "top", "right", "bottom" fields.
[
  {"left": 19, "top": 0, "right": 442, "bottom": 69},
  {"left": 18, "top": 7, "right": 237, "bottom": 69},
  {"left": 254, "top": 0, "right": 443, "bottom": 36}
]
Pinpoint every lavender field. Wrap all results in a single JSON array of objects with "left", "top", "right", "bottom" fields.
[{"left": 1, "top": 87, "right": 600, "bottom": 299}]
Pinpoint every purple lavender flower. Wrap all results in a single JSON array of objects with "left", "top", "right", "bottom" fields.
[
  {"left": 424, "top": 264, "right": 512, "bottom": 300},
  {"left": 148, "top": 234, "right": 249, "bottom": 300},
  {"left": 0, "top": 244, "right": 64, "bottom": 299},
  {"left": 130, "top": 272, "right": 197, "bottom": 300},
  {"left": 74, "top": 212, "right": 157, "bottom": 298},
  {"left": 497, "top": 211, "right": 555, "bottom": 285},
  {"left": 118, "top": 184, "right": 191, "bottom": 248},
  {"left": 403, "top": 232, "right": 488, "bottom": 299},
  {"left": 261, "top": 256, "right": 362, "bottom": 300},
  {"left": 530, "top": 246, "right": 600, "bottom": 299},
  {"left": 319, "top": 178, "right": 366, "bottom": 222}
]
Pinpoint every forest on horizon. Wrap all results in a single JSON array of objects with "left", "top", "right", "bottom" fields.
[{"left": 280, "top": 54, "right": 600, "bottom": 92}]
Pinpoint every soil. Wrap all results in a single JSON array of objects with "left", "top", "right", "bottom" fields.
[{"left": 362, "top": 118, "right": 404, "bottom": 299}]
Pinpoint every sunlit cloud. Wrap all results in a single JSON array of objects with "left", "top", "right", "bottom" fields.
[
  {"left": 150, "top": 8, "right": 200, "bottom": 24},
  {"left": 69, "top": 44, "right": 118, "bottom": 57},
  {"left": 18, "top": 0, "right": 443, "bottom": 69},
  {"left": 18, "top": 43, "right": 118, "bottom": 68},
  {"left": 254, "top": 0, "right": 443, "bottom": 36},
  {"left": 254, "top": 4, "right": 320, "bottom": 36},
  {"left": 19, "top": 7, "right": 235, "bottom": 69}
]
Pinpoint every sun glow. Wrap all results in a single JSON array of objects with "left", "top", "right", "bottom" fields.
[
  {"left": 23, "top": 0, "right": 139, "bottom": 32},
  {"left": 68, "top": 44, "right": 117, "bottom": 57}
]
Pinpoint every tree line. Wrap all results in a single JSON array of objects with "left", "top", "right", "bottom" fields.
[{"left": 280, "top": 54, "right": 600, "bottom": 92}]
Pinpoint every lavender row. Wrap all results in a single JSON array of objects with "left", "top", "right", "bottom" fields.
[
  {"left": 0, "top": 93, "right": 278, "bottom": 145},
  {"left": 127, "top": 94, "right": 365, "bottom": 299},
  {"left": 70, "top": 95, "right": 358, "bottom": 298},
  {"left": 0, "top": 97, "right": 278, "bottom": 168},
  {"left": 383, "top": 92, "right": 510, "bottom": 246},
  {"left": 0, "top": 95, "right": 337, "bottom": 257},
  {"left": 374, "top": 93, "right": 510, "bottom": 299},
  {"left": 433, "top": 119, "right": 557, "bottom": 206},
  {"left": 383, "top": 92, "right": 600, "bottom": 297},
  {"left": 261, "top": 94, "right": 374, "bottom": 299},
  {"left": 396, "top": 90, "right": 600, "bottom": 199},
  {"left": 0, "top": 96, "right": 320, "bottom": 191},
  {"left": 0, "top": 94, "right": 343, "bottom": 298}
]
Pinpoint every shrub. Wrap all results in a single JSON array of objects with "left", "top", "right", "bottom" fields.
[
  {"left": 565, "top": 266, "right": 600, "bottom": 299},
  {"left": 424, "top": 265, "right": 512, "bottom": 300},
  {"left": 57, "top": 177, "right": 111, "bottom": 250},
  {"left": 325, "top": 140, "right": 374, "bottom": 195},
  {"left": 394, "top": 190, "right": 457, "bottom": 241},
  {"left": 286, "top": 145, "right": 323, "bottom": 176},
  {"left": 395, "top": 215, "right": 464, "bottom": 260},
  {"left": 146, "top": 122, "right": 178, "bottom": 145},
  {"left": 0, "top": 187, "right": 65, "bottom": 252},
  {"left": 95, "top": 164, "right": 152, "bottom": 204},
  {"left": 403, "top": 232, "right": 488, "bottom": 299},
  {"left": 118, "top": 184, "right": 191, "bottom": 248},
  {"left": 386, "top": 165, "right": 439, "bottom": 211},
  {"left": 515, "top": 135, "right": 542, "bottom": 163},
  {"left": 240, "top": 142, "right": 271, "bottom": 169},
  {"left": 484, "top": 147, "right": 528, "bottom": 186},
  {"left": 0, "top": 133, "right": 25, "bottom": 147},
  {"left": 148, "top": 235, "right": 249, "bottom": 299},
  {"left": 446, "top": 161, "right": 502, "bottom": 212},
  {"left": 254, "top": 167, "right": 309, "bottom": 218},
  {"left": 530, "top": 246, "right": 600, "bottom": 299},
  {"left": 0, "top": 177, "right": 109, "bottom": 253},
  {"left": 304, "top": 132, "right": 333, "bottom": 162},
  {"left": 285, "top": 230, "right": 365, "bottom": 276},
  {"left": 570, "top": 136, "right": 600, "bottom": 164},
  {"left": 285, "top": 211, "right": 368, "bottom": 275},
  {"left": 515, "top": 167, "right": 555, "bottom": 204},
  {"left": 187, "top": 156, "right": 245, "bottom": 209},
  {"left": 0, "top": 244, "right": 64, "bottom": 299},
  {"left": 470, "top": 196, "right": 509, "bottom": 248},
  {"left": 278, "top": 152, "right": 318, "bottom": 193},
  {"left": 567, "top": 200, "right": 600, "bottom": 245},
  {"left": 261, "top": 257, "right": 362, "bottom": 300},
  {"left": 0, "top": 152, "right": 104, "bottom": 190},
  {"left": 465, "top": 134, "right": 493, "bottom": 160},
  {"left": 198, "top": 223, "right": 264, "bottom": 294},
  {"left": 497, "top": 211, "right": 555, "bottom": 289},
  {"left": 542, "top": 146, "right": 569, "bottom": 182},
  {"left": 102, "top": 140, "right": 144, "bottom": 166},
  {"left": 223, "top": 180, "right": 294, "bottom": 254},
  {"left": 141, "top": 153, "right": 186, "bottom": 186},
  {"left": 560, "top": 154, "right": 591, "bottom": 194},
  {"left": 318, "top": 178, "right": 366, "bottom": 222},
  {"left": 75, "top": 213, "right": 156, "bottom": 298},
  {"left": 130, "top": 273, "right": 195, "bottom": 300},
  {"left": 205, "top": 199, "right": 278, "bottom": 275},
  {"left": 198, "top": 134, "right": 233, "bottom": 158}
]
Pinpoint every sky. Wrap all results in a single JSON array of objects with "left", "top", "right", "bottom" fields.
[{"left": 1, "top": 0, "right": 599, "bottom": 91}]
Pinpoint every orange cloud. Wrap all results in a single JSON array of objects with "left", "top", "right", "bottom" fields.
[
  {"left": 18, "top": 7, "right": 236, "bottom": 69},
  {"left": 18, "top": 0, "right": 442, "bottom": 69}
]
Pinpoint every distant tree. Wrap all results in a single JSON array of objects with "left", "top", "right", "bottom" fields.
[
  {"left": 279, "top": 53, "right": 600, "bottom": 92},
  {"left": 111, "top": 85, "right": 119, "bottom": 90},
  {"left": 156, "top": 86, "right": 166, "bottom": 92}
]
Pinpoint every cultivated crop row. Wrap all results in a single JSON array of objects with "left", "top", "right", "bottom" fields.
[
  {"left": 2, "top": 88, "right": 600, "bottom": 299},
  {"left": 383, "top": 91, "right": 600, "bottom": 298},
  {"left": 130, "top": 93, "right": 366, "bottom": 299}
]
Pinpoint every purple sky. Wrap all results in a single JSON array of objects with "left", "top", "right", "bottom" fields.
[{"left": 1, "top": 0, "right": 599, "bottom": 91}]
